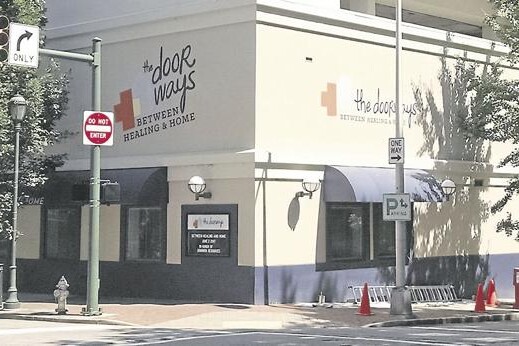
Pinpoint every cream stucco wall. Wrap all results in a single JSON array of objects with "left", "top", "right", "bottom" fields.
[
  {"left": 414, "top": 181, "right": 519, "bottom": 259},
  {"left": 255, "top": 10, "right": 519, "bottom": 266},
  {"left": 257, "top": 180, "right": 321, "bottom": 266},
  {"left": 38, "top": 0, "right": 519, "bottom": 273},
  {"left": 80, "top": 205, "right": 120, "bottom": 261},
  {"left": 17, "top": 206, "right": 41, "bottom": 259},
  {"left": 253, "top": 165, "right": 324, "bottom": 267},
  {"left": 255, "top": 23, "right": 512, "bottom": 168},
  {"left": 167, "top": 161, "right": 255, "bottom": 266},
  {"left": 47, "top": 12, "right": 256, "bottom": 170}
]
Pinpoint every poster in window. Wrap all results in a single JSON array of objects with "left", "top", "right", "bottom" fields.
[{"left": 186, "top": 214, "right": 230, "bottom": 256}]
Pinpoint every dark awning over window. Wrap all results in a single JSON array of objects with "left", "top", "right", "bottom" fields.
[
  {"left": 323, "top": 166, "right": 445, "bottom": 203},
  {"left": 44, "top": 167, "right": 168, "bottom": 206}
]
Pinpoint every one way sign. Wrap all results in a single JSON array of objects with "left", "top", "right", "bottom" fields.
[{"left": 389, "top": 137, "right": 405, "bottom": 164}]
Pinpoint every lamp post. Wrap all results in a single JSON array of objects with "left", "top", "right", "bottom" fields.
[{"left": 4, "top": 95, "right": 27, "bottom": 310}]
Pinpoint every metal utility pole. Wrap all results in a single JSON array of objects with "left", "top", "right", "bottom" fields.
[
  {"left": 40, "top": 38, "right": 102, "bottom": 316},
  {"left": 390, "top": 0, "right": 413, "bottom": 317},
  {"left": 85, "top": 37, "right": 102, "bottom": 315},
  {"left": 8, "top": 20, "right": 102, "bottom": 314}
]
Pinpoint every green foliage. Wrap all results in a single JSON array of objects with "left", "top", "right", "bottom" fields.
[
  {"left": 0, "top": 0, "right": 69, "bottom": 237},
  {"left": 462, "top": 0, "right": 519, "bottom": 238},
  {"left": 487, "top": 0, "right": 519, "bottom": 63},
  {"left": 463, "top": 65, "right": 519, "bottom": 232},
  {"left": 496, "top": 212, "right": 519, "bottom": 239}
]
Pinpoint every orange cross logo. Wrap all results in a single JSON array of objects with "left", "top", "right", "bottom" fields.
[
  {"left": 321, "top": 83, "right": 337, "bottom": 116},
  {"left": 114, "top": 89, "right": 136, "bottom": 130}
]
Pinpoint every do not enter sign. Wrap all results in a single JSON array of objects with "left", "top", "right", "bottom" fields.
[{"left": 83, "top": 111, "right": 114, "bottom": 146}]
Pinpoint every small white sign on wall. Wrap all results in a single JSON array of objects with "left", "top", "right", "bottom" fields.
[{"left": 187, "top": 214, "right": 229, "bottom": 230}]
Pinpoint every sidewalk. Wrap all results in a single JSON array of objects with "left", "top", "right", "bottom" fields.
[{"left": 0, "top": 293, "right": 518, "bottom": 329}]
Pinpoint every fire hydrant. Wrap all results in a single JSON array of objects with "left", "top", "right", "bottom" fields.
[{"left": 53, "top": 276, "right": 69, "bottom": 315}]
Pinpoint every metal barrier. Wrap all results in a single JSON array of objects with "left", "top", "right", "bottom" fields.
[
  {"left": 408, "top": 285, "right": 459, "bottom": 303},
  {"left": 348, "top": 284, "right": 459, "bottom": 304},
  {"left": 349, "top": 285, "right": 393, "bottom": 303}
]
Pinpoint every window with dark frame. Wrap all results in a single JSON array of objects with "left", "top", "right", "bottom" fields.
[
  {"left": 372, "top": 203, "right": 396, "bottom": 259},
  {"left": 125, "top": 206, "right": 164, "bottom": 261},
  {"left": 326, "top": 202, "right": 412, "bottom": 267},
  {"left": 326, "top": 203, "right": 369, "bottom": 261},
  {"left": 44, "top": 207, "right": 80, "bottom": 259},
  {"left": 41, "top": 167, "right": 169, "bottom": 263}
]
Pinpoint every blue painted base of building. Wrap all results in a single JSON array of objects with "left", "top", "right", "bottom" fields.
[
  {"left": 10, "top": 252, "right": 519, "bottom": 304},
  {"left": 14, "top": 259, "right": 255, "bottom": 303}
]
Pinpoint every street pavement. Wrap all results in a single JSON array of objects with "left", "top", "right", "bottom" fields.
[{"left": 0, "top": 293, "right": 518, "bottom": 330}]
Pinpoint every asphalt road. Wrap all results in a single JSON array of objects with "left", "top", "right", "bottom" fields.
[{"left": 3, "top": 320, "right": 519, "bottom": 345}]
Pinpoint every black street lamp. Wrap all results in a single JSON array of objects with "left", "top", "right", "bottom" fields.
[{"left": 5, "top": 95, "right": 27, "bottom": 310}]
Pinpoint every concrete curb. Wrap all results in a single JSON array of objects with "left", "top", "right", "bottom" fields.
[
  {"left": 0, "top": 313, "right": 135, "bottom": 326},
  {"left": 364, "top": 312, "right": 519, "bottom": 328}
]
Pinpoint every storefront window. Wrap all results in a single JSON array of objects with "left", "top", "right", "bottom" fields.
[
  {"left": 44, "top": 207, "right": 80, "bottom": 259},
  {"left": 125, "top": 207, "right": 164, "bottom": 261},
  {"left": 326, "top": 203, "right": 369, "bottom": 261},
  {"left": 325, "top": 202, "right": 412, "bottom": 268},
  {"left": 372, "top": 203, "right": 396, "bottom": 258}
]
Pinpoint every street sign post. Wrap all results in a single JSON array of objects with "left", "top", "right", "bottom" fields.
[
  {"left": 38, "top": 37, "right": 102, "bottom": 316},
  {"left": 382, "top": 193, "right": 411, "bottom": 221},
  {"left": 83, "top": 111, "right": 114, "bottom": 146},
  {"left": 8, "top": 23, "right": 39, "bottom": 68},
  {"left": 389, "top": 137, "right": 405, "bottom": 164}
]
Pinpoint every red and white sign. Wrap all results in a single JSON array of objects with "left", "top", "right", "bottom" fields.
[{"left": 83, "top": 111, "right": 114, "bottom": 146}]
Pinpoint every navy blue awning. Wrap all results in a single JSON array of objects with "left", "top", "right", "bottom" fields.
[
  {"left": 323, "top": 166, "right": 445, "bottom": 203},
  {"left": 44, "top": 167, "right": 168, "bottom": 205}
]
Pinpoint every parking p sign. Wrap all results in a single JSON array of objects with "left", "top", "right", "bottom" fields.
[
  {"left": 83, "top": 111, "right": 114, "bottom": 146},
  {"left": 382, "top": 193, "right": 411, "bottom": 221}
]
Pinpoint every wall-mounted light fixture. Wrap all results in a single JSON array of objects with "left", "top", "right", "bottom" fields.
[
  {"left": 188, "top": 175, "right": 212, "bottom": 200},
  {"left": 295, "top": 179, "right": 321, "bottom": 199},
  {"left": 441, "top": 179, "right": 456, "bottom": 201}
]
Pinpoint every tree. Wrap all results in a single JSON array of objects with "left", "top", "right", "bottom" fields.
[
  {"left": 0, "top": 0, "right": 68, "bottom": 238},
  {"left": 462, "top": 0, "right": 519, "bottom": 238},
  {"left": 486, "top": 0, "right": 519, "bottom": 64}
]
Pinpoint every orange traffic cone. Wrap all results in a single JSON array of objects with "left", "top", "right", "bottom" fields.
[
  {"left": 356, "top": 283, "right": 374, "bottom": 316},
  {"left": 474, "top": 283, "right": 486, "bottom": 313},
  {"left": 486, "top": 278, "right": 499, "bottom": 307}
]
